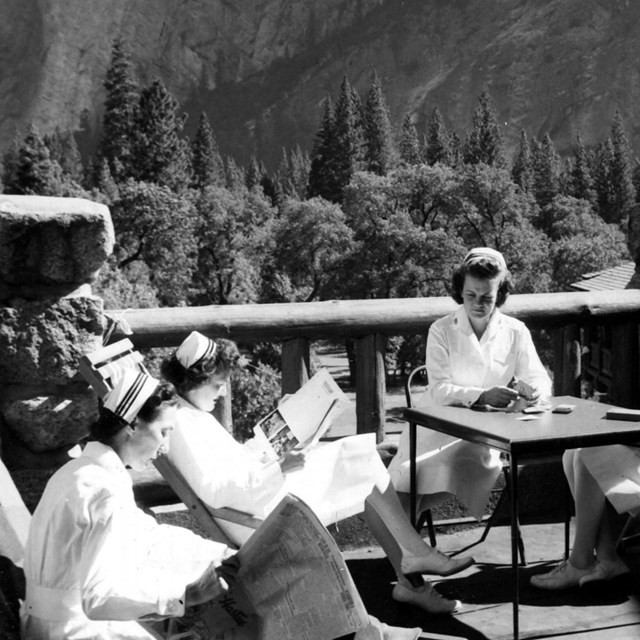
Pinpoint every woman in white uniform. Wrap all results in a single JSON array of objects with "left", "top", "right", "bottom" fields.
[
  {"left": 161, "top": 332, "right": 475, "bottom": 614},
  {"left": 21, "top": 370, "right": 236, "bottom": 640},
  {"left": 389, "top": 248, "right": 552, "bottom": 521},
  {"left": 530, "top": 445, "right": 633, "bottom": 589}
]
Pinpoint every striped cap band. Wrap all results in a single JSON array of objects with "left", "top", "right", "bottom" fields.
[
  {"left": 104, "top": 370, "right": 159, "bottom": 424},
  {"left": 176, "top": 331, "right": 217, "bottom": 369},
  {"left": 463, "top": 247, "right": 507, "bottom": 272}
]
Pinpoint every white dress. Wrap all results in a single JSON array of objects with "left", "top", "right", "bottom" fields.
[
  {"left": 21, "top": 441, "right": 229, "bottom": 640},
  {"left": 389, "top": 307, "right": 552, "bottom": 519},
  {"left": 167, "top": 398, "right": 390, "bottom": 543}
]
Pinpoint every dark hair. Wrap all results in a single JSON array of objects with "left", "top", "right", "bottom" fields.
[
  {"left": 89, "top": 381, "right": 178, "bottom": 444},
  {"left": 451, "top": 258, "right": 513, "bottom": 307},
  {"left": 160, "top": 338, "right": 240, "bottom": 394}
]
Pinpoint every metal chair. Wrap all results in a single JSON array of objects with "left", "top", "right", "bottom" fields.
[{"left": 405, "top": 364, "right": 528, "bottom": 564}]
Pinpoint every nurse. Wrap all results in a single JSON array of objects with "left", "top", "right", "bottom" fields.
[
  {"left": 389, "top": 247, "right": 552, "bottom": 521},
  {"left": 161, "top": 332, "right": 475, "bottom": 614},
  {"left": 21, "top": 370, "right": 237, "bottom": 640}
]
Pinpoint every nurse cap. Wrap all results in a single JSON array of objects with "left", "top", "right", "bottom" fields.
[
  {"left": 463, "top": 247, "right": 507, "bottom": 272},
  {"left": 176, "top": 331, "right": 217, "bottom": 369},
  {"left": 104, "top": 369, "right": 159, "bottom": 424}
]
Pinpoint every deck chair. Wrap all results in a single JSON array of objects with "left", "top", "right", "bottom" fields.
[{"left": 405, "top": 364, "right": 527, "bottom": 564}]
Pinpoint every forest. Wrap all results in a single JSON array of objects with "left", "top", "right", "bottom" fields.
[{"left": 0, "top": 38, "right": 634, "bottom": 430}]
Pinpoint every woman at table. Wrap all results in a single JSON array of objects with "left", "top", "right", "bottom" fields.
[
  {"left": 530, "top": 445, "right": 633, "bottom": 589},
  {"left": 389, "top": 247, "right": 552, "bottom": 522},
  {"left": 161, "top": 331, "right": 474, "bottom": 614},
  {"left": 21, "top": 369, "right": 237, "bottom": 640}
]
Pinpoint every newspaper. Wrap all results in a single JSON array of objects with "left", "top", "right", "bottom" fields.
[
  {"left": 179, "top": 494, "right": 371, "bottom": 640},
  {"left": 249, "top": 369, "right": 350, "bottom": 461}
]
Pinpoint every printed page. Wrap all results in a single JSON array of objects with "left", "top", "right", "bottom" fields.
[
  {"left": 252, "top": 369, "right": 350, "bottom": 460},
  {"left": 190, "top": 494, "right": 370, "bottom": 640}
]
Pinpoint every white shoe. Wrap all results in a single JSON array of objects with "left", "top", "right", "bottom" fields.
[
  {"left": 530, "top": 560, "right": 594, "bottom": 590},
  {"left": 392, "top": 581, "right": 461, "bottom": 614},
  {"left": 579, "top": 557, "right": 630, "bottom": 587}
]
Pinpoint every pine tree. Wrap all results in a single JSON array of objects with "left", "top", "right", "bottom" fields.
[
  {"left": 8, "top": 124, "right": 61, "bottom": 195},
  {"left": 425, "top": 107, "right": 451, "bottom": 166},
  {"left": 632, "top": 159, "right": 640, "bottom": 204},
  {"left": 191, "top": 112, "right": 224, "bottom": 189},
  {"left": 245, "top": 155, "right": 262, "bottom": 191},
  {"left": 609, "top": 109, "right": 635, "bottom": 221},
  {"left": 463, "top": 88, "right": 505, "bottom": 167},
  {"left": 225, "top": 156, "right": 246, "bottom": 192},
  {"left": 59, "top": 133, "right": 84, "bottom": 184},
  {"left": 398, "top": 114, "right": 421, "bottom": 165},
  {"left": 591, "top": 139, "right": 616, "bottom": 223},
  {"left": 1, "top": 130, "right": 21, "bottom": 193},
  {"left": 363, "top": 71, "right": 395, "bottom": 175},
  {"left": 94, "top": 157, "right": 120, "bottom": 202},
  {"left": 531, "top": 133, "right": 560, "bottom": 208},
  {"left": 131, "top": 78, "right": 188, "bottom": 187},
  {"left": 331, "top": 76, "right": 365, "bottom": 202},
  {"left": 511, "top": 129, "right": 533, "bottom": 192},
  {"left": 99, "top": 38, "right": 138, "bottom": 181},
  {"left": 570, "top": 134, "right": 595, "bottom": 203},
  {"left": 307, "top": 96, "right": 339, "bottom": 201}
]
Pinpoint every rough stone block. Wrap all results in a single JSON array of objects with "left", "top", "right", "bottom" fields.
[
  {"left": 0, "top": 195, "right": 114, "bottom": 290},
  {"left": 1, "top": 391, "right": 96, "bottom": 453},
  {"left": 0, "top": 296, "right": 104, "bottom": 385}
]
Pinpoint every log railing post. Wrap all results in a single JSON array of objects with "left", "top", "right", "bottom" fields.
[
  {"left": 552, "top": 324, "right": 581, "bottom": 397},
  {"left": 281, "top": 338, "right": 310, "bottom": 396},
  {"left": 355, "top": 333, "right": 386, "bottom": 442}
]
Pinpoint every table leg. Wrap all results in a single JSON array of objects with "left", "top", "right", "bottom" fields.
[
  {"left": 410, "top": 421, "right": 417, "bottom": 529},
  {"left": 510, "top": 451, "right": 520, "bottom": 640}
]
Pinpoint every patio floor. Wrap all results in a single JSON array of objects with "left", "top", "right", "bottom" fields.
[{"left": 344, "top": 521, "right": 640, "bottom": 640}]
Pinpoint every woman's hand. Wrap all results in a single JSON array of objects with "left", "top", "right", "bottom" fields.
[
  {"left": 480, "top": 386, "right": 520, "bottom": 408},
  {"left": 185, "top": 558, "right": 235, "bottom": 607},
  {"left": 279, "top": 450, "right": 306, "bottom": 473},
  {"left": 216, "top": 554, "right": 241, "bottom": 590}
]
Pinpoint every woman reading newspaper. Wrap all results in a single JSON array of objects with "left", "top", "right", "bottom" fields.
[
  {"left": 22, "top": 367, "right": 424, "bottom": 640},
  {"left": 161, "top": 332, "right": 474, "bottom": 614}
]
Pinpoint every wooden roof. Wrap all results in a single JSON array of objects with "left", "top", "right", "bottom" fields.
[{"left": 570, "top": 260, "right": 636, "bottom": 291}]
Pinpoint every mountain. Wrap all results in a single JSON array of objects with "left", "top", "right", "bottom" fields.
[{"left": 1, "top": 0, "right": 639, "bottom": 169}]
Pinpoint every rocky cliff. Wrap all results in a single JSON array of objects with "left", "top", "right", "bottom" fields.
[{"left": 1, "top": 0, "right": 639, "bottom": 169}]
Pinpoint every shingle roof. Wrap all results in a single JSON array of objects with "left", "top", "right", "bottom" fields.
[{"left": 570, "top": 260, "right": 636, "bottom": 291}]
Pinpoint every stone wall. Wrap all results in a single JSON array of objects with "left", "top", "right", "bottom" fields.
[{"left": 0, "top": 195, "right": 114, "bottom": 469}]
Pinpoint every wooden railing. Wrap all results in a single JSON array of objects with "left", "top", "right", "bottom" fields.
[{"left": 109, "top": 289, "right": 640, "bottom": 441}]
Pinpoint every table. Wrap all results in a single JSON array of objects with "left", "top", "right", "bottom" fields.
[{"left": 404, "top": 396, "right": 640, "bottom": 640}]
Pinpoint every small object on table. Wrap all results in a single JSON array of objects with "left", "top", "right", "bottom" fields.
[{"left": 552, "top": 404, "right": 576, "bottom": 414}]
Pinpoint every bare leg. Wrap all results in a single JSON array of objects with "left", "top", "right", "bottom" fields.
[
  {"left": 363, "top": 484, "right": 474, "bottom": 577},
  {"left": 569, "top": 449, "right": 606, "bottom": 569}
]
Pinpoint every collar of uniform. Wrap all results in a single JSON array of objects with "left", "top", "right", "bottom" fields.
[
  {"left": 82, "top": 440, "right": 130, "bottom": 477},
  {"left": 453, "top": 306, "right": 503, "bottom": 339}
]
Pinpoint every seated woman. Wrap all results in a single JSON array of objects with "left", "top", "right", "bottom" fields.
[
  {"left": 389, "top": 247, "right": 552, "bottom": 521},
  {"left": 21, "top": 370, "right": 236, "bottom": 640},
  {"left": 161, "top": 332, "right": 474, "bottom": 615},
  {"left": 530, "top": 445, "right": 632, "bottom": 589}
]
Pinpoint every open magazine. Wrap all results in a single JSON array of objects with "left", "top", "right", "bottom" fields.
[
  {"left": 248, "top": 369, "right": 350, "bottom": 462},
  {"left": 174, "top": 494, "right": 372, "bottom": 640}
]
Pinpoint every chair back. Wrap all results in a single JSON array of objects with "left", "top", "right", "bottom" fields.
[
  {"left": 78, "top": 338, "right": 148, "bottom": 399},
  {"left": 405, "top": 364, "right": 428, "bottom": 408}
]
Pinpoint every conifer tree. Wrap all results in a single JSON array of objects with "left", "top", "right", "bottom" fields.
[
  {"left": 7, "top": 124, "right": 62, "bottom": 195},
  {"left": 131, "top": 78, "right": 188, "bottom": 188},
  {"left": 245, "top": 155, "right": 262, "bottom": 191},
  {"left": 289, "top": 145, "right": 310, "bottom": 198},
  {"left": 94, "top": 157, "right": 120, "bottom": 203},
  {"left": 609, "top": 109, "right": 635, "bottom": 221},
  {"left": 570, "top": 134, "right": 595, "bottom": 204},
  {"left": 531, "top": 134, "right": 560, "bottom": 209},
  {"left": 191, "top": 112, "right": 224, "bottom": 189},
  {"left": 399, "top": 114, "right": 421, "bottom": 165},
  {"left": 591, "top": 139, "right": 616, "bottom": 223},
  {"left": 632, "top": 159, "right": 640, "bottom": 204},
  {"left": 425, "top": 107, "right": 451, "bottom": 166},
  {"left": 331, "top": 76, "right": 365, "bottom": 202},
  {"left": 511, "top": 129, "right": 533, "bottom": 192},
  {"left": 363, "top": 71, "right": 395, "bottom": 175},
  {"left": 99, "top": 38, "right": 138, "bottom": 181},
  {"left": 59, "top": 133, "right": 84, "bottom": 184},
  {"left": 463, "top": 88, "right": 505, "bottom": 167},
  {"left": 307, "top": 96, "right": 339, "bottom": 201},
  {"left": 225, "top": 156, "right": 246, "bottom": 192},
  {"left": 1, "top": 130, "right": 21, "bottom": 193}
]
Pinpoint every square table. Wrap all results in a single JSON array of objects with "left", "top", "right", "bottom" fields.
[{"left": 404, "top": 395, "right": 640, "bottom": 640}]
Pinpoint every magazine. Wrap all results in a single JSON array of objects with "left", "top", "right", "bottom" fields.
[{"left": 249, "top": 369, "right": 350, "bottom": 462}]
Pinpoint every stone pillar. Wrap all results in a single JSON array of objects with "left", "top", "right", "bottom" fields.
[{"left": 0, "top": 195, "right": 114, "bottom": 469}]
